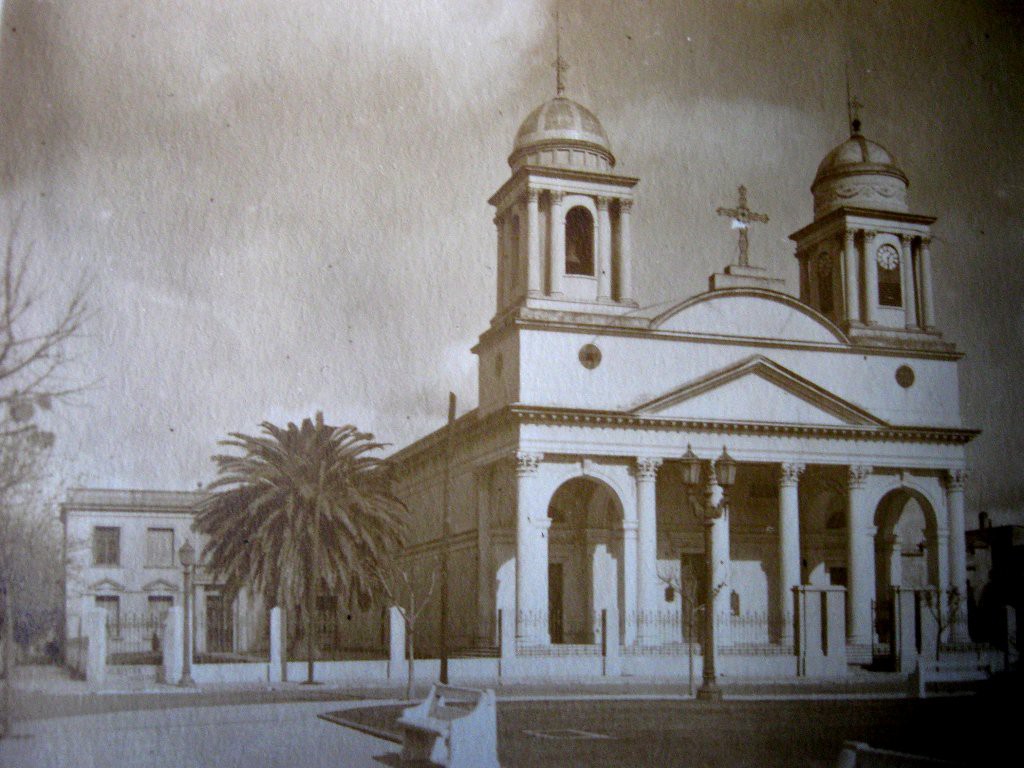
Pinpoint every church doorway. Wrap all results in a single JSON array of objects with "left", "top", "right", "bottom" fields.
[
  {"left": 872, "top": 488, "right": 940, "bottom": 648},
  {"left": 546, "top": 476, "right": 624, "bottom": 645}
]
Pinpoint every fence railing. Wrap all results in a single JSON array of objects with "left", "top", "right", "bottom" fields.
[{"left": 106, "top": 612, "right": 165, "bottom": 664}]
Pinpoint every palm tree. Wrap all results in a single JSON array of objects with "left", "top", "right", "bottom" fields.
[{"left": 194, "top": 412, "right": 406, "bottom": 684}]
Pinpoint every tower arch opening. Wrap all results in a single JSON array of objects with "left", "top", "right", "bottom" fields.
[{"left": 565, "top": 206, "right": 595, "bottom": 276}]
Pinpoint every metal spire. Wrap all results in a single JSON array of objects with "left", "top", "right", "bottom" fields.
[
  {"left": 845, "top": 65, "right": 862, "bottom": 135},
  {"left": 555, "top": 8, "right": 568, "bottom": 96}
]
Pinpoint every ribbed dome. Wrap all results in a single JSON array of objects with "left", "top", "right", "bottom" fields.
[
  {"left": 811, "top": 130, "right": 909, "bottom": 218},
  {"left": 509, "top": 97, "right": 615, "bottom": 171}
]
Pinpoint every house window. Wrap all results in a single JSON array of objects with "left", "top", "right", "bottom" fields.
[
  {"left": 146, "top": 528, "right": 175, "bottom": 567},
  {"left": 96, "top": 595, "right": 120, "bottom": 637},
  {"left": 93, "top": 527, "right": 120, "bottom": 566},
  {"left": 565, "top": 206, "right": 594, "bottom": 276}
]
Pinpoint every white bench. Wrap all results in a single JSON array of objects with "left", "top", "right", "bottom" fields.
[{"left": 397, "top": 684, "right": 500, "bottom": 768}]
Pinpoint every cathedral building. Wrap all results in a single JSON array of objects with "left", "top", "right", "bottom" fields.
[{"left": 391, "top": 81, "right": 976, "bottom": 669}]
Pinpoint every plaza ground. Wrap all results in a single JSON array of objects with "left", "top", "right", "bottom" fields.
[{"left": 2, "top": 666, "right": 1018, "bottom": 767}]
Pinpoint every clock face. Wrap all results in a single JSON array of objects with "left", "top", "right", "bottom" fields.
[{"left": 876, "top": 244, "right": 900, "bottom": 271}]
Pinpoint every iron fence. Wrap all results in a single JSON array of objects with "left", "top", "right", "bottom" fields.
[{"left": 107, "top": 611, "right": 165, "bottom": 664}]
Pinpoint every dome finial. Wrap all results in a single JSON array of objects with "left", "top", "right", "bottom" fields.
[
  {"left": 845, "top": 69, "right": 862, "bottom": 136},
  {"left": 554, "top": 8, "right": 568, "bottom": 96}
]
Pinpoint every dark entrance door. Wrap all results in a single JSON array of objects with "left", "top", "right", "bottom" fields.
[
  {"left": 205, "top": 593, "right": 233, "bottom": 654},
  {"left": 549, "top": 562, "right": 564, "bottom": 644}
]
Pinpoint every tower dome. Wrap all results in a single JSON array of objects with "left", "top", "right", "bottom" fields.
[
  {"left": 811, "top": 128, "right": 909, "bottom": 218},
  {"left": 509, "top": 96, "right": 615, "bottom": 171}
]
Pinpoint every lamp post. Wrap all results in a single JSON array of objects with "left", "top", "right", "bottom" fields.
[
  {"left": 178, "top": 540, "right": 195, "bottom": 687},
  {"left": 680, "top": 445, "right": 736, "bottom": 702}
]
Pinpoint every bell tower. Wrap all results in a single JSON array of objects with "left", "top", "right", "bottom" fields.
[
  {"left": 487, "top": 54, "right": 639, "bottom": 320},
  {"left": 789, "top": 111, "right": 948, "bottom": 350}
]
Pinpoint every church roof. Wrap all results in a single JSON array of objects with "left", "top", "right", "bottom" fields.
[
  {"left": 509, "top": 96, "right": 615, "bottom": 170},
  {"left": 813, "top": 131, "right": 908, "bottom": 187}
]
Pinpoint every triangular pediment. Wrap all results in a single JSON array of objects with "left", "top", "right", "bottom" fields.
[
  {"left": 631, "top": 355, "right": 886, "bottom": 427},
  {"left": 88, "top": 578, "right": 126, "bottom": 593},
  {"left": 141, "top": 578, "right": 178, "bottom": 593}
]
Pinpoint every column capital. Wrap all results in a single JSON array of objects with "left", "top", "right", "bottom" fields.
[
  {"left": 847, "top": 465, "right": 872, "bottom": 489},
  {"left": 618, "top": 198, "right": 633, "bottom": 213},
  {"left": 549, "top": 190, "right": 565, "bottom": 205},
  {"left": 779, "top": 462, "right": 806, "bottom": 487},
  {"left": 844, "top": 230, "right": 857, "bottom": 245},
  {"left": 595, "top": 195, "right": 610, "bottom": 210},
  {"left": 514, "top": 451, "right": 544, "bottom": 477},
  {"left": 635, "top": 457, "right": 663, "bottom": 481},
  {"left": 919, "top": 235, "right": 932, "bottom": 248},
  {"left": 526, "top": 187, "right": 540, "bottom": 203},
  {"left": 943, "top": 469, "right": 968, "bottom": 491},
  {"left": 862, "top": 229, "right": 878, "bottom": 242},
  {"left": 899, "top": 233, "right": 913, "bottom": 246}
]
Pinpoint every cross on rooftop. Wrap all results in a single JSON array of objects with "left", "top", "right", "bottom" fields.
[
  {"left": 554, "top": 9, "right": 568, "bottom": 96},
  {"left": 848, "top": 95, "right": 863, "bottom": 135},
  {"left": 716, "top": 185, "right": 769, "bottom": 267}
]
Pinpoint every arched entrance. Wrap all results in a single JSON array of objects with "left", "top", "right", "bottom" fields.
[
  {"left": 872, "top": 488, "right": 940, "bottom": 649},
  {"left": 546, "top": 476, "right": 624, "bottom": 645}
]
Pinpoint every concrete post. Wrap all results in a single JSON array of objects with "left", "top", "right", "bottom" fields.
[
  {"left": 635, "top": 457, "right": 662, "bottom": 644},
  {"left": 82, "top": 609, "right": 107, "bottom": 684},
  {"left": 388, "top": 606, "right": 405, "bottom": 680},
  {"left": 268, "top": 606, "right": 284, "bottom": 683},
  {"left": 778, "top": 463, "right": 804, "bottom": 647},
  {"left": 162, "top": 607, "right": 182, "bottom": 685}
]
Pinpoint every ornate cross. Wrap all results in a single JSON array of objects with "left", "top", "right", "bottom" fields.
[{"left": 716, "top": 185, "right": 769, "bottom": 267}]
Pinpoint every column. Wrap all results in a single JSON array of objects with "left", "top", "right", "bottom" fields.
[
  {"left": 918, "top": 237, "right": 936, "bottom": 329},
  {"left": 621, "top": 520, "right": 638, "bottom": 646},
  {"left": 778, "top": 462, "right": 804, "bottom": 647},
  {"left": 797, "top": 250, "right": 810, "bottom": 303},
  {"left": 862, "top": 231, "right": 879, "bottom": 325},
  {"left": 515, "top": 451, "right": 548, "bottom": 645},
  {"left": 885, "top": 535, "right": 902, "bottom": 591},
  {"left": 616, "top": 199, "right": 634, "bottom": 303},
  {"left": 900, "top": 234, "right": 918, "bottom": 329},
  {"left": 635, "top": 457, "right": 662, "bottom": 644},
  {"left": 708, "top": 473, "right": 731, "bottom": 646},
  {"left": 944, "top": 470, "right": 968, "bottom": 600},
  {"left": 843, "top": 230, "right": 860, "bottom": 324},
  {"left": 845, "top": 465, "right": 875, "bottom": 650},
  {"left": 596, "top": 197, "right": 612, "bottom": 300},
  {"left": 493, "top": 215, "right": 504, "bottom": 310},
  {"left": 526, "top": 189, "right": 541, "bottom": 296},
  {"left": 547, "top": 192, "right": 565, "bottom": 296}
]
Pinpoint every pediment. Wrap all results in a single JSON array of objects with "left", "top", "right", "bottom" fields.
[
  {"left": 631, "top": 355, "right": 886, "bottom": 427},
  {"left": 141, "top": 578, "right": 178, "bottom": 593},
  {"left": 88, "top": 578, "right": 126, "bottom": 593}
]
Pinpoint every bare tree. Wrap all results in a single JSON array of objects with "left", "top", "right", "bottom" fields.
[
  {"left": 373, "top": 557, "right": 438, "bottom": 700},
  {"left": 0, "top": 220, "right": 88, "bottom": 738},
  {"left": 658, "top": 561, "right": 725, "bottom": 697},
  {"left": 922, "top": 587, "right": 963, "bottom": 661}
]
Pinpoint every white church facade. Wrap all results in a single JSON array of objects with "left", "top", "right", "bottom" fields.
[{"left": 391, "top": 88, "right": 976, "bottom": 669}]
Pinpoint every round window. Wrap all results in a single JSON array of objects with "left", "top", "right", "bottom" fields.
[
  {"left": 895, "top": 365, "right": 915, "bottom": 388},
  {"left": 578, "top": 344, "right": 602, "bottom": 370}
]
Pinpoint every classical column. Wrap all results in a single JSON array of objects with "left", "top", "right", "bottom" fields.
[
  {"left": 526, "top": 189, "right": 541, "bottom": 296},
  {"left": 596, "top": 197, "right": 612, "bottom": 300},
  {"left": 616, "top": 199, "right": 634, "bottom": 303},
  {"left": 943, "top": 469, "right": 968, "bottom": 639},
  {"left": 846, "top": 465, "right": 875, "bottom": 650},
  {"left": 918, "top": 237, "right": 937, "bottom": 330},
  {"left": 515, "top": 451, "right": 548, "bottom": 645},
  {"left": 778, "top": 462, "right": 804, "bottom": 647},
  {"left": 797, "top": 250, "right": 810, "bottom": 303},
  {"left": 708, "top": 471, "right": 731, "bottom": 646},
  {"left": 621, "top": 520, "right": 638, "bottom": 646},
  {"left": 843, "top": 230, "right": 860, "bottom": 324},
  {"left": 635, "top": 457, "right": 662, "bottom": 644},
  {"left": 493, "top": 215, "right": 505, "bottom": 310},
  {"left": 548, "top": 192, "right": 565, "bottom": 296},
  {"left": 862, "top": 231, "right": 879, "bottom": 325},
  {"left": 900, "top": 234, "right": 918, "bottom": 329}
]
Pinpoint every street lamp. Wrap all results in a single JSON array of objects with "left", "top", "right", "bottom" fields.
[
  {"left": 679, "top": 445, "right": 736, "bottom": 701},
  {"left": 178, "top": 540, "right": 195, "bottom": 687}
]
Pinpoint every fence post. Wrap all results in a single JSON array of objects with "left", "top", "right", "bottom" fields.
[
  {"left": 82, "top": 608, "right": 106, "bottom": 684},
  {"left": 162, "top": 607, "right": 183, "bottom": 684},
  {"left": 388, "top": 606, "right": 404, "bottom": 681},
  {"left": 268, "top": 606, "right": 284, "bottom": 683}
]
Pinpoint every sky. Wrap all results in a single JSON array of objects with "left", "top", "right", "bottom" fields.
[{"left": 0, "top": 0, "right": 1022, "bottom": 522}]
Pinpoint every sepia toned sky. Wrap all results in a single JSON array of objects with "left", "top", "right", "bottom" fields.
[{"left": 1, "top": 1, "right": 1022, "bottom": 521}]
